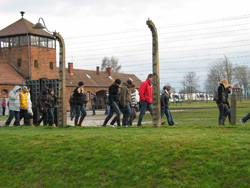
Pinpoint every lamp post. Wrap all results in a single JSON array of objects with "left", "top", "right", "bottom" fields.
[
  {"left": 146, "top": 19, "right": 161, "bottom": 127},
  {"left": 33, "top": 18, "right": 67, "bottom": 128}
]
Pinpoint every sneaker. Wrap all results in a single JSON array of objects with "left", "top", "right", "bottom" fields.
[
  {"left": 107, "top": 124, "right": 115, "bottom": 128},
  {"left": 174, "top": 123, "right": 178, "bottom": 126},
  {"left": 240, "top": 119, "right": 245, "bottom": 126},
  {"left": 161, "top": 121, "right": 166, "bottom": 125}
]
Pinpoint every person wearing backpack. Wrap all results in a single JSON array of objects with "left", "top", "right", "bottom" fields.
[
  {"left": 217, "top": 78, "right": 230, "bottom": 125},
  {"left": 120, "top": 80, "right": 133, "bottom": 127},
  {"left": 225, "top": 84, "right": 232, "bottom": 123},
  {"left": 35, "top": 86, "right": 50, "bottom": 126}
]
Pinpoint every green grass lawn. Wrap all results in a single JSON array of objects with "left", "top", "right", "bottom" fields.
[{"left": 0, "top": 101, "right": 250, "bottom": 187}]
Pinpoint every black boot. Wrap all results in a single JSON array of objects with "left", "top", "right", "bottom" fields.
[
  {"left": 218, "top": 118, "right": 222, "bottom": 125},
  {"left": 74, "top": 119, "right": 78, "bottom": 126},
  {"left": 78, "top": 117, "right": 85, "bottom": 127},
  {"left": 222, "top": 116, "right": 226, "bottom": 125},
  {"left": 117, "top": 119, "right": 121, "bottom": 127},
  {"left": 102, "top": 119, "right": 109, "bottom": 127}
]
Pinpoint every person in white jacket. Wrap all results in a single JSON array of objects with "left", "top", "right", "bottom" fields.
[
  {"left": 27, "top": 86, "right": 34, "bottom": 126},
  {"left": 5, "top": 86, "right": 22, "bottom": 126}
]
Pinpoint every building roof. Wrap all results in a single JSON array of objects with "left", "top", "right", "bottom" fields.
[
  {"left": 0, "top": 63, "right": 24, "bottom": 85},
  {"left": 0, "top": 18, "right": 53, "bottom": 38},
  {"left": 58, "top": 67, "right": 142, "bottom": 88},
  {"left": 233, "top": 84, "right": 241, "bottom": 89}
]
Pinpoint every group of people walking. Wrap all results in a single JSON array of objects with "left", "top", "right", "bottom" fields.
[
  {"left": 2, "top": 76, "right": 250, "bottom": 127},
  {"left": 3, "top": 85, "right": 57, "bottom": 127}
]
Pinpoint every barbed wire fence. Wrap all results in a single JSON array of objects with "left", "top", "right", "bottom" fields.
[{"left": 58, "top": 14, "right": 250, "bottom": 102}]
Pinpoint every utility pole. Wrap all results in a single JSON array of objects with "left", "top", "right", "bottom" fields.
[{"left": 146, "top": 19, "right": 161, "bottom": 127}]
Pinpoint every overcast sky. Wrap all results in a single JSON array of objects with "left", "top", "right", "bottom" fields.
[{"left": 1, "top": 0, "right": 250, "bottom": 92}]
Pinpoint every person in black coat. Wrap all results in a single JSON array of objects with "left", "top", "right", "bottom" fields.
[
  {"left": 217, "top": 78, "right": 230, "bottom": 125},
  {"left": 36, "top": 86, "right": 50, "bottom": 126},
  {"left": 48, "top": 88, "right": 57, "bottom": 127},
  {"left": 73, "top": 81, "right": 87, "bottom": 126},
  {"left": 102, "top": 79, "right": 121, "bottom": 127}
]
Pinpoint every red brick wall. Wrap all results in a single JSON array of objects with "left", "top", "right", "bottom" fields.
[{"left": 0, "top": 46, "right": 56, "bottom": 80}]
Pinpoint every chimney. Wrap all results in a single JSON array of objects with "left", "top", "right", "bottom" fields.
[
  {"left": 96, "top": 66, "right": 100, "bottom": 75},
  {"left": 68, "top": 62, "right": 73, "bottom": 75},
  {"left": 106, "top": 67, "right": 111, "bottom": 76}
]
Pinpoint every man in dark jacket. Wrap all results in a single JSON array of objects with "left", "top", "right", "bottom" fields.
[
  {"left": 36, "top": 86, "right": 50, "bottom": 126},
  {"left": 161, "top": 86, "right": 178, "bottom": 126},
  {"left": 120, "top": 80, "right": 132, "bottom": 126},
  {"left": 73, "top": 81, "right": 87, "bottom": 126}
]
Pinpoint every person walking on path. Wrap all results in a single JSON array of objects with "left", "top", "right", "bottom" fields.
[
  {"left": 225, "top": 84, "right": 232, "bottom": 124},
  {"left": 73, "top": 81, "right": 87, "bottom": 126},
  {"left": 161, "top": 86, "right": 177, "bottom": 126},
  {"left": 104, "top": 90, "right": 109, "bottom": 115},
  {"left": 137, "top": 74, "right": 153, "bottom": 126},
  {"left": 217, "top": 78, "right": 230, "bottom": 125},
  {"left": 69, "top": 92, "right": 75, "bottom": 121},
  {"left": 91, "top": 92, "right": 97, "bottom": 115},
  {"left": 48, "top": 88, "right": 57, "bottom": 127},
  {"left": 5, "top": 86, "right": 22, "bottom": 126},
  {"left": 102, "top": 79, "right": 121, "bottom": 127},
  {"left": 128, "top": 84, "right": 138, "bottom": 126},
  {"left": 120, "top": 80, "right": 133, "bottom": 127},
  {"left": 35, "top": 86, "right": 50, "bottom": 126},
  {"left": 1, "top": 98, "right": 6, "bottom": 117},
  {"left": 19, "top": 86, "right": 29, "bottom": 125},
  {"left": 27, "top": 86, "right": 34, "bottom": 126}
]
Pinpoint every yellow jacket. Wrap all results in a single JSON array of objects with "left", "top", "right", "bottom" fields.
[{"left": 20, "top": 91, "right": 28, "bottom": 109}]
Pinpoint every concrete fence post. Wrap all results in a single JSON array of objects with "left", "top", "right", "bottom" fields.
[{"left": 231, "top": 92, "right": 237, "bottom": 125}]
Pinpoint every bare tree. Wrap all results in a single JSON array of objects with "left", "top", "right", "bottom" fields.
[
  {"left": 180, "top": 72, "right": 199, "bottom": 93},
  {"left": 233, "top": 65, "right": 250, "bottom": 97},
  {"left": 101, "top": 56, "right": 121, "bottom": 73},
  {"left": 205, "top": 56, "right": 233, "bottom": 93}
]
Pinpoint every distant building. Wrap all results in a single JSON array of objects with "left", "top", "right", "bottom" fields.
[{"left": 0, "top": 14, "right": 142, "bottom": 110}]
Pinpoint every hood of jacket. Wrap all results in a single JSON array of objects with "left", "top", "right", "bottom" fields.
[
  {"left": 13, "top": 85, "right": 21, "bottom": 94},
  {"left": 122, "top": 81, "right": 130, "bottom": 88},
  {"left": 42, "top": 86, "right": 49, "bottom": 95}
]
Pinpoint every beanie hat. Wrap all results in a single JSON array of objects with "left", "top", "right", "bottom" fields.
[
  {"left": 78, "top": 81, "right": 84, "bottom": 87},
  {"left": 163, "top": 86, "right": 171, "bottom": 91},
  {"left": 126, "top": 79, "right": 132, "bottom": 86},
  {"left": 115, "top": 79, "right": 121, "bottom": 85},
  {"left": 23, "top": 86, "right": 28, "bottom": 91}
]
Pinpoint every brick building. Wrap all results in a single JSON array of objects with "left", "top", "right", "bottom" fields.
[{"left": 0, "top": 14, "right": 142, "bottom": 111}]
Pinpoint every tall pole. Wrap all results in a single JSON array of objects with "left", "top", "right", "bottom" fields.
[
  {"left": 54, "top": 32, "right": 67, "bottom": 128},
  {"left": 146, "top": 19, "right": 161, "bottom": 127}
]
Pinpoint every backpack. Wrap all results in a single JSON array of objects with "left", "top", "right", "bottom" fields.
[
  {"left": 213, "top": 92, "right": 218, "bottom": 102},
  {"left": 35, "top": 95, "right": 41, "bottom": 108}
]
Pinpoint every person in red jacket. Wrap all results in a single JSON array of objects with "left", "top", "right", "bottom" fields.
[{"left": 137, "top": 74, "right": 153, "bottom": 126}]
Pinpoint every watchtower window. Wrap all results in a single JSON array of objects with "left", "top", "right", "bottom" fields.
[
  {"left": 0, "top": 38, "right": 9, "bottom": 48},
  {"left": 10, "top": 37, "right": 19, "bottom": 47},
  {"left": 34, "top": 60, "right": 38, "bottom": 68},
  {"left": 31, "top": 36, "right": 39, "bottom": 46},
  {"left": 48, "top": 38, "right": 55, "bottom": 49},
  {"left": 2, "top": 89, "right": 8, "bottom": 94},
  {"left": 20, "top": 36, "right": 28, "bottom": 46},
  {"left": 50, "top": 62, "right": 53, "bottom": 70},
  {"left": 40, "top": 37, "right": 48, "bottom": 47}
]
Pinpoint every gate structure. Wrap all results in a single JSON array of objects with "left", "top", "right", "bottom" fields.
[{"left": 25, "top": 79, "right": 59, "bottom": 126}]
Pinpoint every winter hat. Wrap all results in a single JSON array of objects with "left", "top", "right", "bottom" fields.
[
  {"left": 78, "top": 81, "right": 84, "bottom": 86},
  {"left": 163, "top": 86, "right": 171, "bottom": 91},
  {"left": 126, "top": 79, "right": 132, "bottom": 86},
  {"left": 115, "top": 79, "right": 121, "bottom": 85},
  {"left": 23, "top": 86, "right": 28, "bottom": 91}
]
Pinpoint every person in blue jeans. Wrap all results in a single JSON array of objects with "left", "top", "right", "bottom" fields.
[
  {"left": 160, "top": 86, "right": 178, "bottom": 126},
  {"left": 120, "top": 80, "right": 133, "bottom": 127},
  {"left": 240, "top": 113, "right": 250, "bottom": 126},
  {"left": 102, "top": 79, "right": 121, "bottom": 127},
  {"left": 5, "top": 86, "right": 22, "bottom": 126}
]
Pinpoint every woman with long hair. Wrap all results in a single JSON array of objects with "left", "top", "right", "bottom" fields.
[{"left": 217, "top": 78, "right": 230, "bottom": 125}]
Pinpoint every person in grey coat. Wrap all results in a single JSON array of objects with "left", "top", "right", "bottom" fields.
[{"left": 5, "top": 86, "right": 22, "bottom": 126}]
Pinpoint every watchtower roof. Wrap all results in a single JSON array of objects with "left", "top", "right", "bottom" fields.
[{"left": 0, "top": 18, "right": 53, "bottom": 38}]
